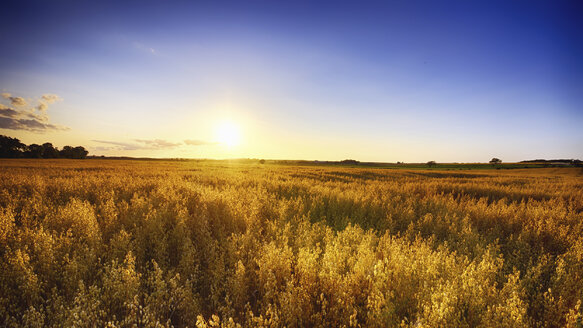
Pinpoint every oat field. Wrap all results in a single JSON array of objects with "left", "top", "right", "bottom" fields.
[{"left": 1, "top": 159, "right": 582, "bottom": 327}]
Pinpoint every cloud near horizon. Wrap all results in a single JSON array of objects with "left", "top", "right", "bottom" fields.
[
  {"left": 184, "top": 139, "right": 218, "bottom": 146},
  {"left": 92, "top": 140, "right": 144, "bottom": 151},
  {"left": 135, "top": 139, "right": 181, "bottom": 149},
  {"left": 0, "top": 93, "right": 68, "bottom": 132},
  {"left": 93, "top": 138, "right": 217, "bottom": 152},
  {"left": 93, "top": 139, "right": 182, "bottom": 151}
]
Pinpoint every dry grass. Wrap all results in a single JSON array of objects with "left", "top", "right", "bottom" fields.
[{"left": 1, "top": 159, "right": 582, "bottom": 327}]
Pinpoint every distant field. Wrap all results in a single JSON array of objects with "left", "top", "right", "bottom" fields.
[
  {"left": 1, "top": 159, "right": 582, "bottom": 327},
  {"left": 198, "top": 158, "right": 579, "bottom": 170}
]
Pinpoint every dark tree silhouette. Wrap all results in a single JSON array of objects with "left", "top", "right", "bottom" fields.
[
  {"left": 42, "top": 143, "right": 60, "bottom": 158},
  {"left": 60, "top": 146, "right": 74, "bottom": 158},
  {"left": 0, "top": 135, "right": 89, "bottom": 159},
  {"left": 0, "top": 135, "right": 26, "bottom": 158},
  {"left": 340, "top": 159, "right": 360, "bottom": 165},
  {"left": 71, "top": 146, "right": 88, "bottom": 159},
  {"left": 58, "top": 145, "right": 88, "bottom": 159},
  {"left": 427, "top": 161, "right": 436, "bottom": 167},
  {"left": 56, "top": 145, "right": 88, "bottom": 159},
  {"left": 25, "top": 144, "right": 43, "bottom": 158},
  {"left": 489, "top": 158, "right": 502, "bottom": 165}
]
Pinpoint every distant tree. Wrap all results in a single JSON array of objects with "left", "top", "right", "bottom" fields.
[
  {"left": 60, "top": 145, "right": 74, "bottom": 158},
  {"left": 72, "top": 146, "right": 88, "bottom": 159},
  {"left": 427, "top": 161, "right": 436, "bottom": 167},
  {"left": 25, "top": 144, "right": 44, "bottom": 158},
  {"left": 0, "top": 135, "right": 26, "bottom": 158},
  {"left": 489, "top": 158, "right": 502, "bottom": 165},
  {"left": 0, "top": 135, "right": 89, "bottom": 159},
  {"left": 259, "top": 159, "right": 265, "bottom": 164},
  {"left": 59, "top": 145, "right": 89, "bottom": 159},
  {"left": 340, "top": 159, "right": 360, "bottom": 165},
  {"left": 41, "top": 143, "right": 60, "bottom": 158}
]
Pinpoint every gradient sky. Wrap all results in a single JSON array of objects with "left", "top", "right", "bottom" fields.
[{"left": 1, "top": 0, "right": 582, "bottom": 162}]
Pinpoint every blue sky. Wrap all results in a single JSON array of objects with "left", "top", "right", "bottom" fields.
[{"left": 1, "top": 0, "right": 581, "bottom": 162}]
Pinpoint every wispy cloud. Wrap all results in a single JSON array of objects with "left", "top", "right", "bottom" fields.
[
  {"left": 135, "top": 139, "right": 181, "bottom": 148},
  {"left": 37, "top": 94, "right": 62, "bottom": 112},
  {"left": 1, "top": 93, "right": 27, "bottom": 107},
  {"left": 184, "top": 139, "right": 218, "bottom": 146},
  {"left": 92, "top": 138, "right": 217, "bottom": 152},
  {"left": 0, "top": 104, "right": 19, "bottom": 117},
  {"left": 92, "top": 140, "right": 143, "bottom": 151},
  {"left": 36, "top": 102, "right": 49, "bottom": 111},
  {"left": 0, "top": 93, "right": 68, "bottom": 132},
  {"left": 93, "top": 139, "right": 182, "bottom": 151},
  {"left": 0, "top": 117, "right": 67, "bottom": 132},
  {"left": 41, "top": 94, "right": 62, "bottom": 104},
  {"left": 133, "top": 41, "right": 157, "bottom": 55}
]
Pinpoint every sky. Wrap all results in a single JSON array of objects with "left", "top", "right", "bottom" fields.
[{"left": 1, "top": 0, "right": 582, "bottom": 162}]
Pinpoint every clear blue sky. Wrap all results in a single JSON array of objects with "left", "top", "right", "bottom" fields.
[{"left": 1, "top": 0, "right": 581, "bottom": 162}]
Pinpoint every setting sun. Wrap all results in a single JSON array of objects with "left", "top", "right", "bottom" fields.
[{"left": 215, "top": 121, "right": 241, "bottom": 147}]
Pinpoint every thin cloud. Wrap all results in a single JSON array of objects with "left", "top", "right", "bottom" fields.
[
  {"left": 133, "top": 41, "right": 158, "bottom": 56},
  {"left": 0, "top": 92, "right": 68, "bottom": 132},
  {"left": 0, "top": 117, "right": 68, "bottom": 132},
  {"left": 135, "top": 139, "right": 181, "bottom": 149},
  {"left": 93, "top": 139, "right": 182, "bottom": 151},
  {"left": 37, "top": 102, "right": 48, "bottom": 112},
  {"left": 1, "top": 93, "right": 27, "bottom": 107},
  {"left": 0, "top": 104, "right": 19, "bottom": 117},
  {"left": 92, "top": 140, "right": 143, "bottom": 151},
  {"left": 184, "top": 139, "right": 218, "bottom": 146},
  {"left": 11, "top": 97, "right": 27, "bottom": 106},
  {"left": 37, "top": 94, "right": 62, "bottom": 112},
  {"left": 92, "top": 146, "right": 115, "bottom": 152},
  {"left": 41, "top": 94, "right": 62, "bottom": 104}
]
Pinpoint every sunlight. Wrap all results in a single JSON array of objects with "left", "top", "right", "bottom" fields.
[{"left": 215, "top": 120, "right": 241, "bottom": 147}]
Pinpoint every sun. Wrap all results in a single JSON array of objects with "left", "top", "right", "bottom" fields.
[{"left": 215, "top": 121, "right": 241, "bottom": 147}]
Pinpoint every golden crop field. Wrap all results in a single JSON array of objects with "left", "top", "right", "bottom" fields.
[{"left": 1, "top": 159, "right": 582, "bottom": 328}]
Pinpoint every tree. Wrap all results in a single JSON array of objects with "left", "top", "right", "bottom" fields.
[
  {"left": 60, "top": 145, "right": 88, "bottom": 159},
  {"left": 427, "top": 161, "right": 436, "bottom": 167},
  {"left": 60, "top": 145, "right": 74, "bottom": 158},
  {"left": 72, "top": 146, "right": 88, "bottom": 159},
  {"left": 489, "top": 158, "right": 502, "bottom": 165},
  {"left": 42, "top": 143, "right": 60, "bottom": 158},
  {"left": 0, "top": 135, "right": 26, "bottom": 158},
  {"left": 340, "top": 159, "right": 360, "bottom": 165},
  {"left": 25, "top": 144, "right": 44, "bottom": 158},
  {"left": 0, "top": 135, "right": 89, "bottom": 159}
]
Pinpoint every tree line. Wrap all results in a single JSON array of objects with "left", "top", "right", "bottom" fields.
[{"left": 0, "top": 135, "right": 88, "bottom": 159}]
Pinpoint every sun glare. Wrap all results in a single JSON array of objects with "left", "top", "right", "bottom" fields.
[{"left": 215, "top": 121, "right": 241, "bottom": 147}]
